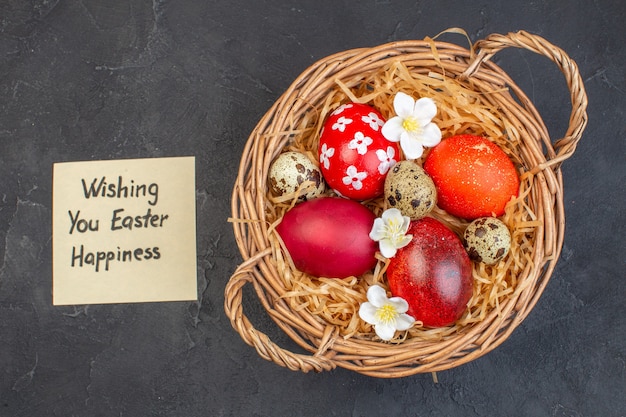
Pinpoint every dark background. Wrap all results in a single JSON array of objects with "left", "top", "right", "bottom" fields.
[{"left": 1, "top": 0, "right": 625, "bottom": 416}]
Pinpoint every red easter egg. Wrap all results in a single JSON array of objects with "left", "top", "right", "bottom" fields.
[
  {"left": 276, "top": 197, "right": 378, "bottom": 278},
  {"left": 319, "top": 103, "right": 400, "bottom": 200},
  {"left": 387, "top": 217, "right": 473, "bottom": 327},
  {"left": 423, "top": 134, "right": 520, "bottom": 219}
]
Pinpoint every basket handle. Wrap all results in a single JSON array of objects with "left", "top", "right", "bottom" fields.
[
  {"left": 224, "top": 249, "right": 337, "bottom": 373},
  {"left": 462, "top": 30, "right": 588, "bottom": 169}
]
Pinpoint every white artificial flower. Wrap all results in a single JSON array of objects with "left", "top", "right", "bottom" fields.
[
  {"left": 359, "top": 285, "right": 415, "bottom": 341},
  {"left": 369, "top": 208, "right": 412, "bottom": 258},
  {"left": 381, "top": 92, "right": 442, "bottom": 159}
]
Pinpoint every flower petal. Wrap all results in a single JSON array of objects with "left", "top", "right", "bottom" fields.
[
  {"left": 381, "top": 207, "right": 402, "bottom": 222},
  {"left": 421, "top": 123, "right": 443, "bottom": 147},
  {"left": 374, "top": 322, "right": 397, "bottom": 341},
  {"left": 381, "top": 117, "right": 404, "bottom": 142},
  {"left": 388, "top": 296, "right": 410, "bottom": 314},
  {"left": 400, "top": 216, "right": 411, "bottom": 234},
  {"left": 358, "top": 302, "right": 378, "bottom": 324},
  {"left": 413, "top": 97, "right": 437, "bottom": 123},
  {"left": 379, "top": 239, "right": 398, "bottom": 258},
  {"left": 366, "top": 285, "right": 389, "bottom": 308},
  {"left": 393, "top": 92, "right": 415, "bottom": 118},
  {"left": 369, "top": 218, "right": 386, "bottom": 241},
  {"left": 394, "top": 313, "right": 415, "bottom": 331},
  {"left": 396, "top": 234, "right": 413, "bottom": 250},
  {"left": 400, "top": 133, "right": 425, "bottom": 159}
]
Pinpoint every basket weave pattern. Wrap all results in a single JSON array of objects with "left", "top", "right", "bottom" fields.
[{"left": 225, "top": 31, "right": 587, "bottom": 377}]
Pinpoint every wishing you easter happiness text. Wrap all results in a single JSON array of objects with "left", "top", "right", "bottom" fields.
[{"left": 66, "top": 175, "right": 171, "bottom": 272}]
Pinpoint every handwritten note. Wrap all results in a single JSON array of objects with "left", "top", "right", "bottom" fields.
[{"left": 52, "top": 156, "right": 197, "bottom": 305}]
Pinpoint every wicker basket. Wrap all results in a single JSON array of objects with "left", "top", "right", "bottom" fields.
[{"left": 225, "top": 30, "right": 587, "bottom": 377}]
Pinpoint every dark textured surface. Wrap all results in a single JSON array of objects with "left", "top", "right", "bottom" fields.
[{"left": 1, "top": 1, "right": 625, "bottom": 416}]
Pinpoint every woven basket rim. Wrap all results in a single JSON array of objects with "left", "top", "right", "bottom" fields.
[{"left": 225, "top": 30, "right": 588, "bottom": 377}]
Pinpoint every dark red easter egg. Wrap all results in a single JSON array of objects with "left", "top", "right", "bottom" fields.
[{"left": 387, "top": 217, "right": 473, "bottom": 327}]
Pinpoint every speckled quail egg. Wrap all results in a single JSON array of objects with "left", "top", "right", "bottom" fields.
[
  {"left": 463, "top": 217, "right": 511, "bottom": 265},
  {"left": 384, "top": 160, "right": 437, "bottom": 220},
  {"left": 268, "top": 151, "right": 326, "bottom": 201}
]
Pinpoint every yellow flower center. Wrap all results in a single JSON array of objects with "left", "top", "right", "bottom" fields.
[
  {"left": 375, "top": 304, "right": 398, "bottom": 325},
  {"left": 385, "top": 219, "right": 405, "bottom": 244},
  {"left": 389, "top": 218, "right": 402, "bottom": 232},
  {"left": 402, "top": 116, "right": 421, "bottom": 133}
]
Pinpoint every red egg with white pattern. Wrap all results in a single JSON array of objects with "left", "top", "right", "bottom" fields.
[{"left": 318, "top": 103, "right": 400, "bottom": 200}]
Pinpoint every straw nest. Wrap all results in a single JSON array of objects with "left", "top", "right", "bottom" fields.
[{"left": 225, "top": 30, "right": 587, "bottom": 377}]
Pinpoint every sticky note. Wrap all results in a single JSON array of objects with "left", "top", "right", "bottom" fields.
[{"left": 52, "top": 156, "right": 197, "bottom": 305}]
